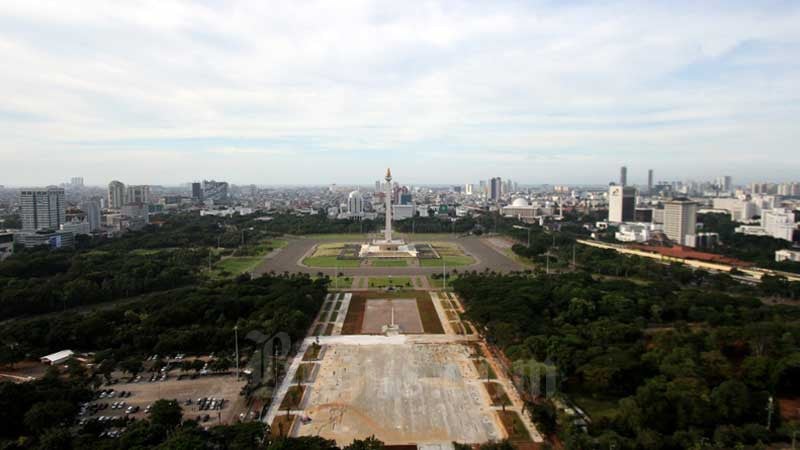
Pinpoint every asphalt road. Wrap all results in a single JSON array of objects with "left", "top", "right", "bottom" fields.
[{"left": 253, "top": 235, "right": 525, "bottom": 276}]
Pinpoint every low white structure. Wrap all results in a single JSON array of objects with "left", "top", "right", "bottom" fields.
[
  {"left": 41, "top": 350, "right": 74, "bottom": 365},
  {"left": 736, "top": 208, "right": 797, "bottom": 242},
  {"left": 615, "top": 223, "right": 654, "bottom": 243},
  {"left": 776, "top": 249, "right": 800, "bottom": 263}
]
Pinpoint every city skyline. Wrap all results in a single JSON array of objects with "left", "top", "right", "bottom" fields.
[{"left": 2, "top": 1, "right": 800, "bottom": 185}]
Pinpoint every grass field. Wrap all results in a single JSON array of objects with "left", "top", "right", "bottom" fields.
[
  {"left": 329, "top": 277, "right": 353, "bottom": 289},
  {"left": 497, "top": 410, "right": 532, "bottom": 443},
  {"left": 210, "top": 239, "right": 288, "bottom": 278},
  {"left": 310, "top": 243, "right": 345, "bottom": 257},
  {"left": 473, "top": 358, "right": 497, "bottom": 380},
  {"left": 368, "top": 277, "right": 413, "bottom": 288},
  {"left": 372, "top": 259, "right": 408, "bottom": 267},
  {"left": 302, "top": 344, "right": 322, "bottom": 361},
  {"left": 569, "top": 393, "right": 620, "bottom": 420},
  {"left": 303, "top": 256, "right": 361, "bottom": 268},
  {"left": 428, "top": 275, "right": 458, "bottom": 289},
  {"left": 293, "top": 364, "right": 315, "bottom": 383},
  {"left": 484, "top": 382, "right": 511, "bottom": 406}
]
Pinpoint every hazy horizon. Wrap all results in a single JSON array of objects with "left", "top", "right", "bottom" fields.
[{"left": 2, "top": 1, "right": 799, "bottom": 185}]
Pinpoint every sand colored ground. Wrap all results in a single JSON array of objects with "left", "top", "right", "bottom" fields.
[
  {"left": 361, "top": 299, "right": 424, "bottom": 334},
  {"left": 295, "top": 343, "right": 502, "bottom": 446}
]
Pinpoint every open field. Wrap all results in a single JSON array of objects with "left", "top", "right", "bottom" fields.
[
  {"left": 342, "top": 292, "right": 444, "bottom": 334},
  {"left": 484, "top": 382, "right": 511, "bottom": 406},
  {"left": 295, "top": 343, "right": 502, "bottom": 446},
  {"left": 362, "top": 299, "right": 423, "bottom": 334}
]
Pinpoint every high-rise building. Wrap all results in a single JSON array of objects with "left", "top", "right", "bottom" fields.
[
  {"left": 620, "top": 166, "right": 628, "bottom": 187},
  {"left": 70, "top": 177, "right": 84, "bottom": 187},
  {"left": 19, "top": 187, "right": 66, "bottom": 231},
  {"left": 465, "top": 184, "right": 473, "bottom": 195},
  {"left": 202, "top": 180, "right": 229, "bottom": 203},
  {"left": 490, "top": 177, "right": 502, "bottom": 201},
  {"left": 80, "top": 198, "right": 102, "bottom": 232},
  {"left": 108, "top": 180, "right": 125, "bottom": 209},
  {"left": 125, "top": 185, "right": 150, "bottom": 204},
  {"left": 647, "top": 169, "right": 653, "bottom": 193},
  {"left": 608, "top": 186, "right": 636, "bottom": 223},
  {"left": 762, "top": 209, "right": 797, "bottom": 242},
  {"left": 191, "top": 182, "right": 203, "bottom": 202},
  {"left": 663, "top": 198, "right": 698, "bottom": 247},
  {"left": 715, "top": 176, "right": 732, "bottom": 192},
  {"left": 347, "top": 191, "right": 363, "bottom": 217}
]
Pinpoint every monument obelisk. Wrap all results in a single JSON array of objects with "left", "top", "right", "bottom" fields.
[{"left": 384, "top": 168, "right": 393, "bottom": 242}]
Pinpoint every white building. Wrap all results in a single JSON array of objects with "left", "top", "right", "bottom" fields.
[
  {"left": 502, "top": 198, "right": 537, "bottom": 222},
  {"left": 615, "top": 223, "right": 654, "bottom": 243},
  {"left": 0, "top": 232, "right": 13, "bottom": 261},
  {"left": 108, "top": 180, "right": 125, "bottom": 209},
  {"left": 712, "top": 198, "right": 757, "bottom": 222},
  {"left": 125, "top": 185, "right": 151, "bottom": 205},
  {"left": 392, "top": 204, "right": 415, "bottom": 220},
  {"left": 81, "top": 199, "right": 102, "bottom": 231},
  {"left": 776, "top": 249, "right": 800, "bottom": 263},
  {"left": 20, "top": 187, "right": 66, "bottom": 231},
  {"left": 40, "top": 350, "right": 74, "bottom": 365},
  {"left": 663, "top": 198, "right": 698, "bottom": 247},
  {"left": 61, "top": 221, "right": 92, "bottom": 235},
  {"left": 608, "top": 186, "right": 636, "bottom": 223},
  {"left": 347, "top": 191, "right": 364, "bottom": 218},
  {"left": 762, "top": 209, "right": 797, "bottom": 242}
]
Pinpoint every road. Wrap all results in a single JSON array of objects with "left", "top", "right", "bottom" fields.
[{"left": 253, "top": 235, "right": 525, "bottom": 276}]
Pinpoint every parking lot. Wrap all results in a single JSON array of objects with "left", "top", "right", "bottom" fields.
[{"left": 80, "top": 371, "right": 250, "bottom": 430}]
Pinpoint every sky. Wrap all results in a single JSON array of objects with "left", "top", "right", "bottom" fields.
[{"left": 1, "top": 0, "right": 799, "bottom": 187}]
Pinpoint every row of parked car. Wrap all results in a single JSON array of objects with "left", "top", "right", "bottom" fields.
[
  {"left": 97, "top": 389, "right": 132, "bottom": 399},
  {"left": 196, "top": 397, "right": 225, "bottom": 411}
]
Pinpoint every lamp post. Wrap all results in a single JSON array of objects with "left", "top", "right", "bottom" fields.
[
  {"left": 513, "top": 225, "right": 532, "bottom": 248},
  {"left": 234, "top": 325, "right": 239, "bottom": 379}
]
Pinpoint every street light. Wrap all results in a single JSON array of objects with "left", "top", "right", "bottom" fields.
[{"left": 512, "top": 225, "right": 532, "bottom": 248}]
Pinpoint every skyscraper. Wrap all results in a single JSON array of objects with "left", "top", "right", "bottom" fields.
[
  {"left": 608, "top": 186, "right": 636, "bottom": 223},
  {"left": 80, "top": 198, "right": 102, "bottom": 232},
  {"left": 347, "top": 190, "right": 363, "bottom": 218},
  {"left": 490, "top": 177, "right": 502, "bottom": 201},
  {"left": 647, "top": 169, "right": 654, "bottom": 193},
  {"left": 19, "top": 187, "right": 66, "bottom": 231},
  {"left": 108, "top": 180, "right": 125, "bottom": 209},
  {"left": 663, "top": 198, "right": 698, "bottom": 247},
  {"left": 202, "top": 180, "right": 229, "bottom": 203},
  {"left": 191, "top": 182, "right": 203, "bottom": 202},
  {"left": 620, "top": 166, "right": 628, "bottom": 186},
  {"left": 125, "top": 185, "right": 151, "bottom": 204},
  {"left": 70, "top": 177, "right": 84, "bottom": 187}
]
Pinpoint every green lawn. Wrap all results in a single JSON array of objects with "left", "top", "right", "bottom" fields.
[
  {"left": 420, "top": 255, "right": 475, "bottom": 267},
  {"left": 428, "top": 275, "right": 458, "bottom": 289},
  {"left": 212, "top": 256, "right": 262, "bottom": 277},
  {"left": 569, "top": 393, "right": 620, "bottom": 420},
  {"left": 329, "top": 277, "right": 353, "bottom": 289},
  {"left": 368, "top": 277, "right": 413, "bottom": 288},
  {"left": 372, "top": 259, "right": 408, "bottom": 267},
  {"left": 303, "top": 256, "right": 361, "bottom": 268}
]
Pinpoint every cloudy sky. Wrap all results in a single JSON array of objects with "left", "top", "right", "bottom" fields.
[{"left": 1, "top": 1, "right": 799, "bottom": 186}]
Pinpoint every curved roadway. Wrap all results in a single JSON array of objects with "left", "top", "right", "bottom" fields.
[{"left": 253, "top": 236, "right": 525, "bottom": 276}]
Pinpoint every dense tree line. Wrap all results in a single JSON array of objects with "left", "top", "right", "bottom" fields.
[{"left": 454, "top": 272, "right": 800, "bottom": 448}]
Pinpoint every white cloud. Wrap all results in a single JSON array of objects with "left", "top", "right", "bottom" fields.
[{"left": 0, "top": 0, "right": 799, "bottom": 185}]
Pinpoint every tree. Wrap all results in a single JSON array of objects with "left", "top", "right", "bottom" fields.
[
  {"left": 530, "top": 400, "right": 558, "bottom": 436},
  {"left": 149, "top": 399, "right": 183, "bottom": 430},
  {"left": 24, "top": 401, "right": 76, "bottom": 434},
  {"left": 344, "top": 436, "right": 385, "bottom": 450},
  {"left": 37, "top": 427, "right": 73, "bottom": 450},
  {"left": 120, "top": 357, "right": 144, "bottom": 377},
  {"left": 268, "top": 436, "right": 339, "bottom": 450},
  {"left": 711, "top": 380, "right": 750, "bottom": 423}
]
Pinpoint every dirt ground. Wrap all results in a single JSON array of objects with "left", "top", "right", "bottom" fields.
[
  {"left": 295, "top": 343, "right": 502, "bottom": 446},
  {"left": 362, "top": 299, "right": 424, "bottom": 334},
  {"left": 89, "top": 374, "right": 249, "bottom": 426},
  {"left": 0, "top": 360, "right": 49, "bottom": 382}
]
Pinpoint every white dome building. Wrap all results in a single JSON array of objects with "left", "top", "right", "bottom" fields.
[{"left": 502, "top": 197, "right": 538, "bottom": 222}]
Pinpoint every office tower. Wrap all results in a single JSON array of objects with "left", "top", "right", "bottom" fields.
[
  {"left": 620, "top": 166, "right": 628, "bottom": 186},
  {"left": 108, "top": 180, "right": 125, "bottom": 209},
  {"left": 490, "top": 177, "right": 502, "bottom": 201},
  {"left": 647, "top": 169, "right": 653, "bottom": 193},
  {"left": 347, "top": 190, "right": 363, "bottom": 217},
  {"left": 202, "top": 180, "right": 229, "bottom": 203},
  {"left": 762, "top": 209, "right": 796, "bottom": 242},
  {"left": 80, "top": 198, "right": 102, "bottom": 232},
  {"left": 191, "top": 182, "right": 203, "bottom": 202},
  {"left": 19, "top": 187, "right": 66, "bottom": 231},
  {"left": 608, "top": 186, "right": 636, "bottom": 223},
  {"left": 663, "top": 198, "right": 698, "bottom": 247},
  {"left": 70, "top": 177, "right": 84, "bottom": 187},
  {"left": 465, "top": 184, "right": 473, "bottom": 195},
  {"left": 125, "top": 185, "right": 151, "bottom": 204},
  {"left": 715, "top": 176, "right": 732, "bottom": 192}
]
